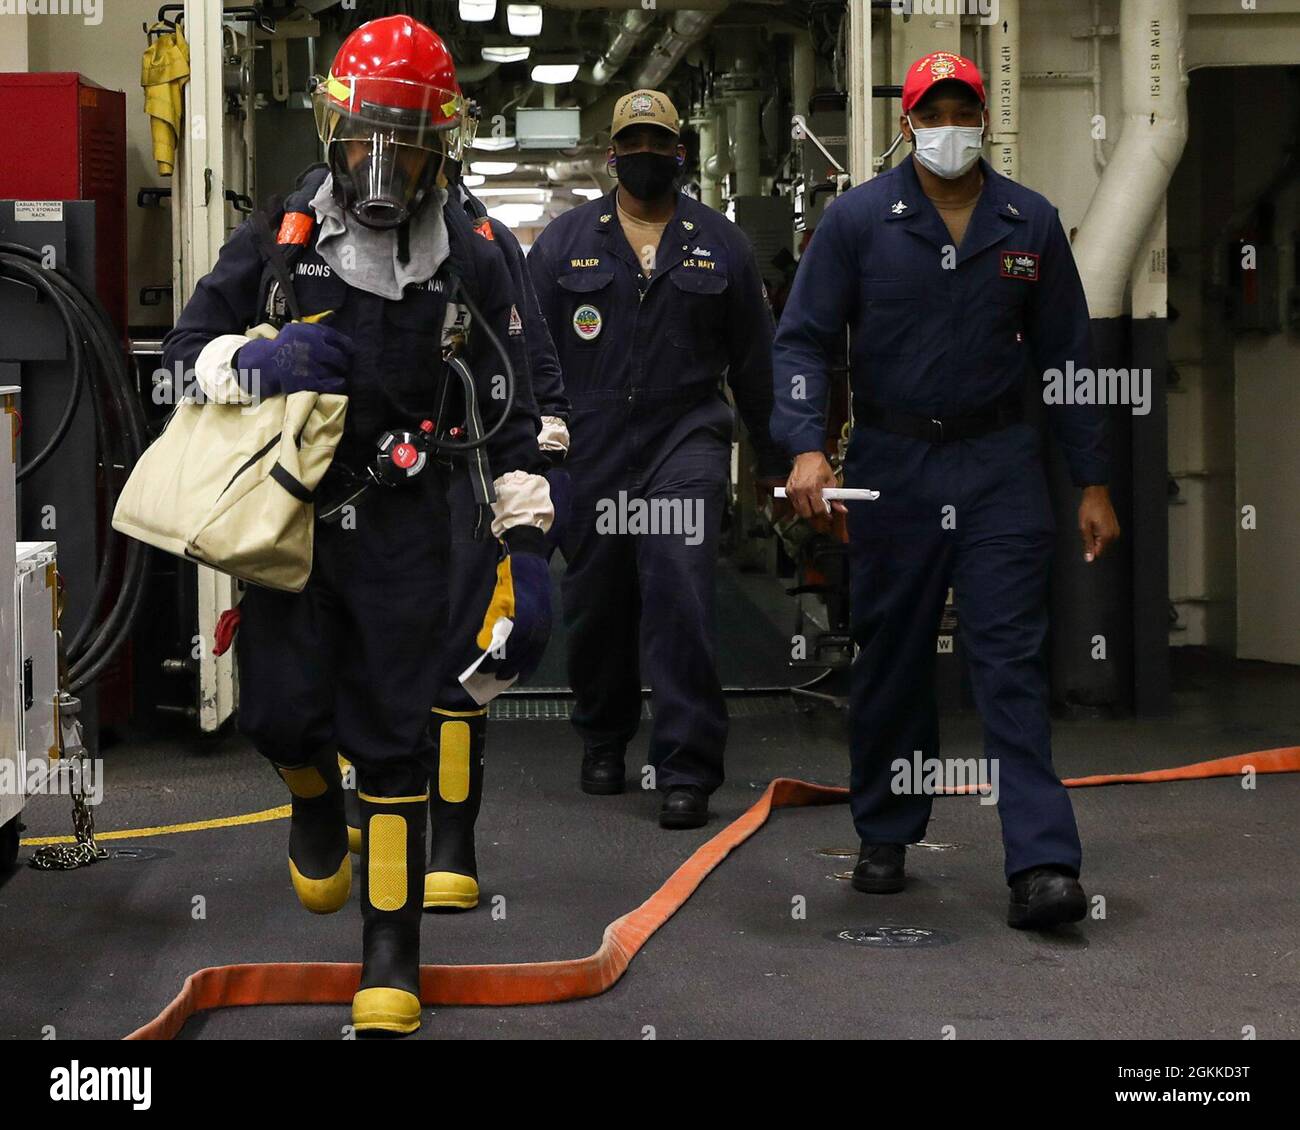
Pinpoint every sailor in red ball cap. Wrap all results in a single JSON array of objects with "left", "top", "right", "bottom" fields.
[{"left": 773, "top": 49, "right": 1121, "bottom": 929}]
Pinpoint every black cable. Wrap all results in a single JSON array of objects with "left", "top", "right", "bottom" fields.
[
  {"left": 0, "top": 251, "right": 88, "bottom": 481},
  {"left": 2, "top": 248, "right": 136, "bottom": 653},
  {"left": 0, "top": 243, "right": 150, "bottom": 693},
  {"left": 16, "top": 251, "right": 149, "bottom": 664}
]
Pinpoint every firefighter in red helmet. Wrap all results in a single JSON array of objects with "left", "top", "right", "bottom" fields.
[
  {"left": 314, "top": 14, "right": 468, "bottom": 230},
  {"left": 161, "top": 15, "right": 554, "bottom": 1037}
]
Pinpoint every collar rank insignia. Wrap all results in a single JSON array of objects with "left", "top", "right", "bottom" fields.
[
  {"left": 600, "top": 213, "right": 612, "bottom": 223},
  {"left": 891, "top": 199, "right": 908, "bottom": 215},
  {"left": 1006, "top": 203, "right": 1020, "bottom": 216},
  {"left": 682, "top": 220, "right": 695, "bottom": 231}
]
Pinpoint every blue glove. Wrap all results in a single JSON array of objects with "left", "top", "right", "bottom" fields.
[
  {"left": 458, "top": 527, "right": 553, "bottom": 704},
  {"left": 235, "top": 321, "right": 353, "bottom": 399},
  {"left": 543, "top": 467, "right": 571, "bottom": 561}
]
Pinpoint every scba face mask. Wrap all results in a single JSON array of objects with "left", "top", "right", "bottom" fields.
[
  {"left": 314, "top": 74, "right": 465, "bottom": 230},
  {"left": 907, "top": 115, "right": 985, "bottom": 179},
  {"left": 329, "top": 135, "right": 442, "bottom": 230}
]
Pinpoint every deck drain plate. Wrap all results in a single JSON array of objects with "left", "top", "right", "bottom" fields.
[
  {"left": 814, "top": 847, "right": 857, "bottom": 859},
  {"left": 110, "top": 846, "right": 174, "bottom": 863},
  {"left": 830, "top": 926, "right": 954, "bottom": 948}
]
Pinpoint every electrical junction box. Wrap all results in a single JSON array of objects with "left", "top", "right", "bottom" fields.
[{"left": 516, "top": 107, "right": 581, "bottom": 149}]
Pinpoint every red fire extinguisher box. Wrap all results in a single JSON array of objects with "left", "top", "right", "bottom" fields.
[{"left": 0, "top": 73, "right": 127, "bottom": 337}]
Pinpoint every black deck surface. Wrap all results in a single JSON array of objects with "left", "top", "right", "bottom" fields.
[{"left": 2, "top": 650, "right": 1297, "bottom": 1041}]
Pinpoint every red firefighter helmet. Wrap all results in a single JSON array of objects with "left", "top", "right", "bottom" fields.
[
  {"left": 315, "top": 15, "right": 463, "bottom": 143},
  {"left": 312, "top": 15, "right": 468, "bottom": 228}
]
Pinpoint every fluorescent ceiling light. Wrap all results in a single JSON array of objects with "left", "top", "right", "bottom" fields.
[
  {"left": 470, "top": 161, "right": 519, "bottom": 176},
  {"left": 473, "top": 187, "right": 548, "bottom": 198},
  {"left": 488, "top": 202, "right": 545, "bottom": 228},
  {"left": 481, "top": 45, "right": 531, "bottom": 64},
  {"left": 459, "top": 0, "right": 496, "bottom": 22},
  {"left": 462, "top": 174, "right": 486, "bottom": 187},
  {"left": 471, "top": 134, "right": 517, "bottom": 152},
  {"left": 506, "top": 4, "right": 543, "bottom": 37},
  {"left": 531, "top": 63, "right": 579, "bottom": 85},
  {"left": 572, "top": 187, "right": 604, "bottom": 199}
]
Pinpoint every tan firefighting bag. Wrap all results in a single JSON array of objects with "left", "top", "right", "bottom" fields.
[{"left": 112, "top": 327, "right": 348, "bottom": 593}]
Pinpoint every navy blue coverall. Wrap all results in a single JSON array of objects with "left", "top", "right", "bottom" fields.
[
  {"left": 528, "top": 188, "right": 784, "bottom": 792},
  {"left": 771, "top": 157, "right": 1108, "bottom": 879},
  {"left": 162, "top": 166, "right": 545, "bottom": 795}
]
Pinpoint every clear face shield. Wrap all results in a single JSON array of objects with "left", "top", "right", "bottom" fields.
[{"left": 312, "top": 75, "right": 465, "bottom": 229}]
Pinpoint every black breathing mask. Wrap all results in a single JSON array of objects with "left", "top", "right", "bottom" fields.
[{"left": 613, "top": 151, "right": 681, "bottom": 201}]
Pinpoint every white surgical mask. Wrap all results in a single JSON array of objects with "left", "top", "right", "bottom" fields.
[{"left": 907, "top": 116, "right": 984, "bottom": 179}]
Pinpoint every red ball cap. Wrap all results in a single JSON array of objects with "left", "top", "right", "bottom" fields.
[{"left": 901, "top": 51, "right": 986, "bottom": 114}]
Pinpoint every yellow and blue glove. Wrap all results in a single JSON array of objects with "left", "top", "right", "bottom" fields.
[{"left": 458, "top": 527, "right": 553, "bottom": 704}]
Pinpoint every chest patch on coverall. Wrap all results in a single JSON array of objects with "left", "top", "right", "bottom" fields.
[
  {"left": 1000, "top": 251, "right": 1040, "bottom": 281},
  {"left": 573, "top": 304, "right": 602, "bottom": 340}
]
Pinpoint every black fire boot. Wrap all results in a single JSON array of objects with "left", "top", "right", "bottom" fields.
[
  {"left": 425, "top": 708, "right": 487, "bottom": 911},
  {"left": 274, "top": 758, "right": 351, "bottom": 914},
  {"left": 352, "top": 779, "right": 428, "bottom": 1037}
]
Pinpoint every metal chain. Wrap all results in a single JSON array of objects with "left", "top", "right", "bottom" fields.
[{"left": 28, "top": 692, "right": 108, "bottom": 871}]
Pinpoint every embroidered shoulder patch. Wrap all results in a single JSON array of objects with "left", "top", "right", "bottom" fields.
[
  {"left": 1000, "top": 251, "right": 1040, "bottom": 281},
  {"left": 473, "top": 218, "right": 495, "bottom": 241}
]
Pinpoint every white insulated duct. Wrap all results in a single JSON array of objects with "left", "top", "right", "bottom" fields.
[
  {"left": 792, "top": 31, "right": 815, "bottom": 120},
  {"left": 987, "top": 0, "right": 1020, "bottom": 181},
  {"left": 704, "top": 110, "right": 731, "bottom": 179},
  {"left": 590, "top": 10, "right": 656, "bottom": 86},
  {"left": 699, "top": 104, "right": 731, "bottom": 207},
  {"left": 544, "top": 155, "right": 611, "bottom": 182},
  {"left": 730, "top": 92, "right": 763, "bottom": 197},
  {"left": 633, "top": 11, "right": 719, "bottom": 90},
  {"left": 1072, "top": 0, "right": 1189, "bottom": 319}
]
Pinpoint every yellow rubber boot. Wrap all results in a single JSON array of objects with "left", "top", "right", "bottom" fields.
[
  {"left": 352, "top": 783, "right": 427, "bottom": 1037},
  {"left": 425, "top": 708, "right": 486, "bottom": 911},
  {"left": 275, "top": 761, "right": 351, "bottom": 914}
]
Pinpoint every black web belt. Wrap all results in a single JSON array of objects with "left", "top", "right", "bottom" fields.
[{"left": 856, "top": 389, "right": 1023, "bottom": 445}]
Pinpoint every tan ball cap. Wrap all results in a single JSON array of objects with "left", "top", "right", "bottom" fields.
[{"left": 611, "top": 89, "right": 681, "bottom": 139}]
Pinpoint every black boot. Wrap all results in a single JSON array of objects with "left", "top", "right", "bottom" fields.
[
  {"left": 352, "top": 778, "right": 427, "bottom": 1037},
  {"left": 1007, "top": 866, "right": 1087, "bottom": 929},
  {"left": 580, "top": 743, "right": 626, "bottom": 795},
  {"left": 659, "top": 784, "right": 709, "bottom": 829},
  {"left": 851, "top": 843, "right": 906, "bottom": 894},
  {"left": 274, "top": 758, "right": 351, "bottom": 914},
  {"left": 339, "top": 754, "right": 361, "bottom": 856},
  {"left": 425, "top": 708, "right": 486, "bottom": 911}
]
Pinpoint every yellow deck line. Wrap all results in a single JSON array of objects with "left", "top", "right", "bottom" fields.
[{"left": 20, "top": 804, "right": 291, "bottom": 846}]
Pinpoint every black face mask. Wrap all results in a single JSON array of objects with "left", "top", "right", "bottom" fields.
[{"left": 614, "top": 151, "right": 679, "bottom": 202}]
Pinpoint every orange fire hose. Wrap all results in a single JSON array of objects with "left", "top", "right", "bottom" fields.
[{"left": 125, "top": 745, "right": 1300, "bottom": 1040}]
